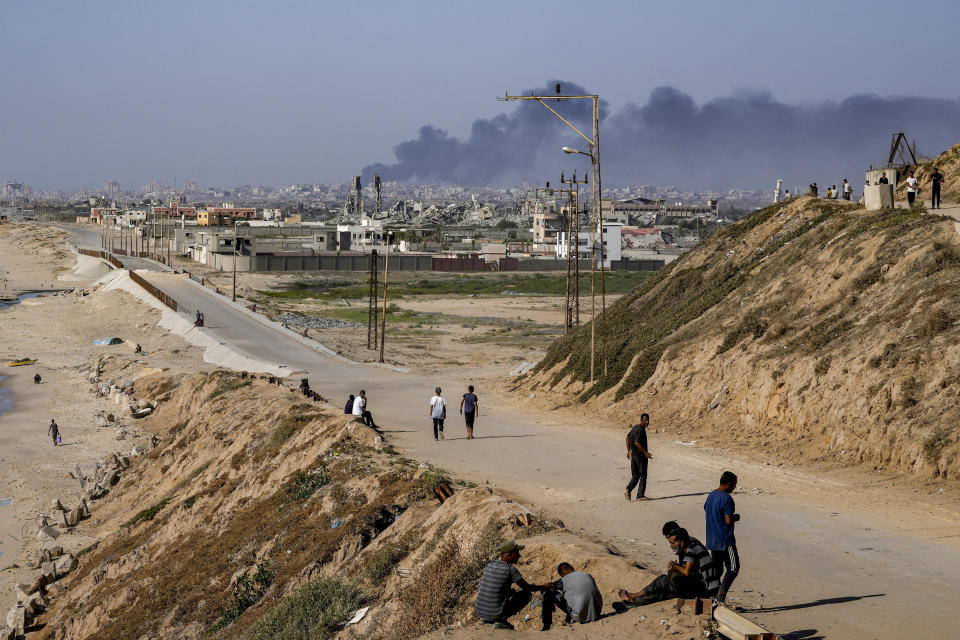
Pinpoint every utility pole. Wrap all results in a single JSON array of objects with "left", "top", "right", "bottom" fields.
[
  {"left": 562, "top": 169, "right": 587, "bottom": 331},
  {"left": 501, "top": 87, "right": 607, "bottom": 381},
  {"left": 379, "top": 233, "right": 391, "bottom": 363},
  {"left": 367, "top": 249, "right": 379, "bottom": 349},
  {"left": 232, "top": 220, "right": 238, "bottom": 301},
  {"left": 374, "top": 174, "right": 382, "bottom": 217}
]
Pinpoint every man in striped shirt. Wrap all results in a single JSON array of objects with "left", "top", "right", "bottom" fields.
[
  {"left": 475, "top": 541, "right": 548, "bottom": 629},
  {"left": 617, "top": 527, "right": 720, "bottom": 607}
]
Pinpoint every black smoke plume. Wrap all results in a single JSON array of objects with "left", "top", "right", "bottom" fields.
[{"left": 363, "top": 80, "right": 960, "bottom": 190}]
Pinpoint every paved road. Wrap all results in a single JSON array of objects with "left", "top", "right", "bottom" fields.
[{"left": 124, "top": 271, "right": 960, "bottom": 640}]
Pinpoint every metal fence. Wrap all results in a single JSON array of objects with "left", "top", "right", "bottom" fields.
[{"left": 128, "top": 271, "right": 180, "bottom": 312}]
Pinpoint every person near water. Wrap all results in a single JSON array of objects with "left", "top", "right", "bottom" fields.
[
  {"left": 460, "top": 385, "right": 479, "bottom": 439},
  {"left": 429, "top": 387, "right": 447, "bottom": 441},
  {"left": 540, "top": 562, "right": 603, "bottom": 630},
  {"left": 931, "top": 166, "right": 944, "bottom": 209},
  {"left": 704, "top": 471, "right": 741, "bottom": 603},
  {"left": 344, "top": 394, "right": 354, "bottom": 415},
  {"left": 475, "top": 541, "right": 548, "bottom": 630},
  {"left": 625, "top": 414, "right": 653, "bottom": 501},
  {"left": 616, "top": 527, "right": 720, "bottom": 608},
  {"left": 48, "top": 419, "right": 59, "bottom": 446},
  {"left": 906, "top": 173, "right": 918, "bottom": 206},
  {"left": 352, "top": 390, "right": 378, "bottom": 429}
]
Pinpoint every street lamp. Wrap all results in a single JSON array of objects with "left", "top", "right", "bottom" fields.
[
  {"left": 232, "top": 219, "right": 240, "bottom": 302},
  {"left": 501, "top": 89, "right": 608, "bottom": 381}
]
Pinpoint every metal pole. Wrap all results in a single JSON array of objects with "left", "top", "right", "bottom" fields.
[
  {"left": 232, "top": 221, "right": 238, "bottom": 301},
  {"left": 595, "top": 97, "right": 607, "bottom": 377},
  {"left": 564, "top": 188, "right": 572, "bottom": 334},
  {"left": 379, "top": 233, "right": 391, "bottom": 363},
  {"left": 167, "top": 215, "right": 171, "bottom": 267}
]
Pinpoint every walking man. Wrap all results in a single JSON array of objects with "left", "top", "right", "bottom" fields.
[
  {"left": 430, "top": 387, "right": 447, "bottom": 441},
  {"left": 352, "top": 390, "right": 378, "bottom": 429},
  {"left": 460, "top": 385, "right": 479, "bottom": 439},
  {"left": 906, "top": 173, "right": 918, "bottom": 206},
  {"left": 931, "top": 166, "right": 944, "bottom": 209},
  {"left": 625, "top": 414, "right": 653, "bottom": 501},
  {"left": 48, "top": 419, "right": 59, "bottom": 446},
  {"left": 704, "top": 471, "right": 741, "bottom": 603}
]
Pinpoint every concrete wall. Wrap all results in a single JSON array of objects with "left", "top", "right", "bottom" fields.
[{"left": 864, "top": 184, "right": 895, "bottom": 211}]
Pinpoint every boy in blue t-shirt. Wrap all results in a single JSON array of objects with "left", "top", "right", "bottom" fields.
[
  {"left": 703, "top": 471, "right": 740, "bottom": 602},
  {"left": 460, "top": 385, "right": 479, "bottom": 439}
]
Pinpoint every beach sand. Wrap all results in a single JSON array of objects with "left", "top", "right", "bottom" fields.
[{"left": 0, "top": 222, "right": 210, "bottom": 612}]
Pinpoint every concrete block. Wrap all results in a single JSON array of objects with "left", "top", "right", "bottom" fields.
[
  {"left": 53, "top": 554, "right": 77, "bottom": 577},
  {"left": 864, "top": 184, "right": 894, "bottom": 211},
  {"left": 36, "top": 525, "right": 60, "bottom": 541},
  {"left": 0, "top": 624, "right": 15, "bottom": 640},
  {"left": 4, "top": 606, "right": 26, "bottom": 635}
]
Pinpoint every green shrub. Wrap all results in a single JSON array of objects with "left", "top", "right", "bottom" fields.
[
  {"left": 207, "top": 376, "right": 252, "bottom": 401},
  {"left": 923, "top": 428, "right": 953, "bottom": 465},
  {"left": 717, "top": 311, "right": 768, "bottom": 354},
  {"left": 246, "top": 577, "right": 365, "bottom": 640},
  {"left": 209, "top": 556, "right": 274, "bottom": 632},
  {"left": 280, "top": 468, "right": 330, "bottom": 508},
  {"left": 123, "top": 499, "right": 169, "bottom": 528}
]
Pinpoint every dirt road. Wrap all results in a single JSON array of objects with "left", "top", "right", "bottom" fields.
[{"left": 120, "top": 269, "right": 960, "bottom": 640}]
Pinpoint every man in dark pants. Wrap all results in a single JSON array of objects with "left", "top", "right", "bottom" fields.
[
  {"left": 459, "top": 385, "right": 479, "bottom": 440},
  {"left": 931, "top": 167, "right": 944, "bottom": 209},
  {"left": 704, "top": 471, "right": 741, "bottom": 602},
  {"left": 475, "top": 541, "right": 547, "bottom": 629},
  {"left": 48, "top": 419, "right": 59, "bottom": 446},
  {"left": 625, "top": 414, "right": 653, "bottom": 501},
  {"left": 616, "top": 527, "right": 719, "bottom": 608}
]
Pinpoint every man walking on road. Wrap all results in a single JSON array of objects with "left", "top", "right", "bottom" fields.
[
  {"left": 48, "top": 419, "right": 59, "bottom": 446},
  {"left": 430, "top": 387, "right": 447, "bottom": 441},
  {"left": 704, "top": 471, "right": 741, "bottom": 603},
  {"left": 460, "top": 385, "right": 479, "bottom": 439},
  {"left": 625, "top": 414, "right": 653, "bottom": 501},
  {"left": 931, "top": 166, "right": 944, "bottom": 209}
]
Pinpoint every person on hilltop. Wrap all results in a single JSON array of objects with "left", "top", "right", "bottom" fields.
[
  {"left": 475, "top": 541, "right": 548, "bottom": 630},
  {"left": 48, "top": 419, "right": 59, "bottom": 446},
  {"left": 616, "top": 527, "right": 720, "bottom": 609},
  {"left": 343, "top": 394, "right": 354, "bottom": 415},
  {"left": 705, "top": 471, "right": 741, "bottom": 603},
  {"left": 625, "top": 414, "right": 653, "bottom": 501},
  {"left": 459, "top": 384, "right": 479, "bottom": 440},
  {"left": 429, "top": 386, "right": 447, "bottom": 441},
  {"left": 842, "top": 179, "right": 852, "bottom": 200},
  {"left": 352, "top": 389, "right": 378, "bottom": 429},
  {"left": 931, "top": 166, "right": 944, "bottom": 209}
]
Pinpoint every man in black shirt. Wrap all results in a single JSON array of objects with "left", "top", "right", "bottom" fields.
[
  {"left": 931, "top": 167, "right": 944, "bottom": 209},
  {"left": 625, "top": 413, "right": 653, "bottom": 501}
]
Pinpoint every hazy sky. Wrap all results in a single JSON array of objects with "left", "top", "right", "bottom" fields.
[{"left": 3, "top": 1, "right": 959, "bottom": 191}]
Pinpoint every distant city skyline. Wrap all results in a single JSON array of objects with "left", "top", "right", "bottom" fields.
[{"left": 2, "top": 1, "right": 959, "bottom": 191}]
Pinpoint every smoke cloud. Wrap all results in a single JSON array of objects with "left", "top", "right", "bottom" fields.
[{"left": 363, "top": 81, "right": 960, "bottom": 190}]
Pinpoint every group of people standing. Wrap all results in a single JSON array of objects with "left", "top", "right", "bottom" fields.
[
  {"left": 902, "top": 166, "right": 945, "bottom": 209},
  {"left": 809, "top": 180, "right": 853, "bottom": 200}
]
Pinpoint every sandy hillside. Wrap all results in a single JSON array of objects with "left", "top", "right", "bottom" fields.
[{"left": 525, "top": 197, "right": 960, "bottom": 481}]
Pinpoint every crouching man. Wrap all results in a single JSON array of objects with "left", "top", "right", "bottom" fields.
[
  {"left": 617, "top": 527, "right": 719, "bottom": 608},
  {"left": 475, "top": 540, "right": 548, "bottom": 630},
  {"left": 541, "top": 562, "right": 603, "bottom": 630}
]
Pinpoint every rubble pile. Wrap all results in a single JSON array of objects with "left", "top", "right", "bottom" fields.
[{"left": 274, "top": 311, "right": 362, "bottom": 329}]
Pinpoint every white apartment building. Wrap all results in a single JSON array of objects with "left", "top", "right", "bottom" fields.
[{"left": 555, "top": 222, "right": 622, "bottom": 267}]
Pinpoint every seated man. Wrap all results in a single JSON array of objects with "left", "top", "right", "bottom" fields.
[
  {"left": 617, "top": 527, "right": 719, "bottom": 608},
  {"left": 351, "top": 389, "right": 378, "bottom": 429},
  {"left": 475, "top": 541, "right": 547, "bottom": 629},
  {"left": 541, "top": 562, "right": 603, "bottom": 630}
]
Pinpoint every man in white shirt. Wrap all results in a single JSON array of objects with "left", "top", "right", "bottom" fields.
[
  {"left": 429, "top": 387, "right": 447, "bottom": 440},
  {"left": 842, "top": 179, "right": 852, "bottom": 201},
  {"left": 906, "top": 173, "right": 918, "bottom": 206},
  {"left": 352, "top": 389, "right": 378, "bottom": 429}
]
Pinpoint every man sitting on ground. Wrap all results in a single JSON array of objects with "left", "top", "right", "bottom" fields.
[
  {"left": 617, "top": 527, "right": 719, "bottom": 608},
  {"left": 475, "top": 541, "right": 547, "bottom": 629},
  {"left": 351, "top": 389, "right": 379, "bottom": 429},
  {"left": 541, "top": 562, "right": 603, "bottom": 630}
]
